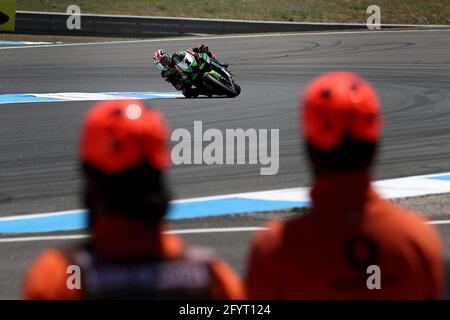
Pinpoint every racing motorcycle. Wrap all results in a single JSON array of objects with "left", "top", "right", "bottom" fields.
[{"left": 173, "top": 49, "right": 241, "bottom": 98}]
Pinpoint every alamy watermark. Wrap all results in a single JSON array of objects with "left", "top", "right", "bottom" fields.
[
  {"left": 66, "top": 5, "right": 81, "bottom": 30},
  {"left": 367, "top": 5, "right": 381, "bottom": 30},
  {"left": 171, "top": 121, "right": 279, "bottom": 176},
  {"left": 66, "top": 265, "right": 82, "bottom": 290},
  {"left": 366, "top": 265, "right": 381, "bottom": 290}
]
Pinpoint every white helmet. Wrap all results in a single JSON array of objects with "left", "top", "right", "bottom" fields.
[{"left": 153, "top": 49, "right": 172, "bottom": 71}]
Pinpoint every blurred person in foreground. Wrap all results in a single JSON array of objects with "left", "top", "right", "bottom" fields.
[
  {"left": 245, "top": 72, "right": 444, "bottom": 299},
  {"left": 23, "top": 100, "right": 243, "bottom": 299}
]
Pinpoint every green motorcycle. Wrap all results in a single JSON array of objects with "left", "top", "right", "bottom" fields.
[{"left": 173, "top": 49, "right": 241, "bottom": 98}]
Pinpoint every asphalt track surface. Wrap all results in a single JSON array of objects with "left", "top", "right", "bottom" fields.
[{"left": 1, "top": 30, "right": 450, "bottom": 299}]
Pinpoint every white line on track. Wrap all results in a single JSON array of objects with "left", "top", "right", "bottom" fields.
[
  {"left": 0, "top": 234, "right": 90, "bottom": 243},
  {"left": 0, "top": 222, "right": 449, "bottom": 243},
  {"left": 0, "top": 209, "right": 84, "bottom": 222},
  {"left": 0, "top": 29, "right": 449, "bottom": 50},
  {"left": 0, "top": 227, "right": 266, "bottom": 243},
  {"left": 428, "top": 220, "right": 450, "bottom": 225},
  {"left": 168, "top": 227, "right": 266, "bottom": 234}
]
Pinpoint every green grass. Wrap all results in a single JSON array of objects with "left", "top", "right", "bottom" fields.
[{"left": 17, "top": 0, "right": 450, "bottom": 25}]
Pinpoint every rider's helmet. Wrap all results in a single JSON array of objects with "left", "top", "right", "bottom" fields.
[{"left": 153, "top": 49, "right": 172, "bottom": 72}]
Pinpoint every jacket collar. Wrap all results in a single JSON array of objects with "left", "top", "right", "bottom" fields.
[{"left": 310, "top": 170, "right": 373, "bottom": 222}]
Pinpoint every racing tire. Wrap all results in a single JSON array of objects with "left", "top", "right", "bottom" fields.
[
  {"left": 182, "top": 88, "right": 199, "bottom": 98},
  {"left": 204, "top": 74, "right": 239, "bottom": 98},
  {"left": 234, "top": 84, "right": 241, "bottom": 97}
]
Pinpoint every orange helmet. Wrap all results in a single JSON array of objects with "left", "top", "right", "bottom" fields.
[
  {"left": 301, "top": 72, "right": 382, "bottom": 151},
  {"left": 80, "top": 100, "right": 170, "bottom": 174}
]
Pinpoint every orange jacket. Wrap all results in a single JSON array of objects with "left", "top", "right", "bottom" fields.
[
  {"left": 23, "top": 216, "right": 244, "bottom": 300},
  {"left": 246, "top": 173, "right": 444, "bottom": 299}
]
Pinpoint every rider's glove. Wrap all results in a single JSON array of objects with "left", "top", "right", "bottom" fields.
[{"left": 199, "top": 44, "right": 209, "bottom": 52}]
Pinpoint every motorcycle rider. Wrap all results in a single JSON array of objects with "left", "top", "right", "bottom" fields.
[{"left": 153, "top": 44, "right": 227, "bottom": 97}]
